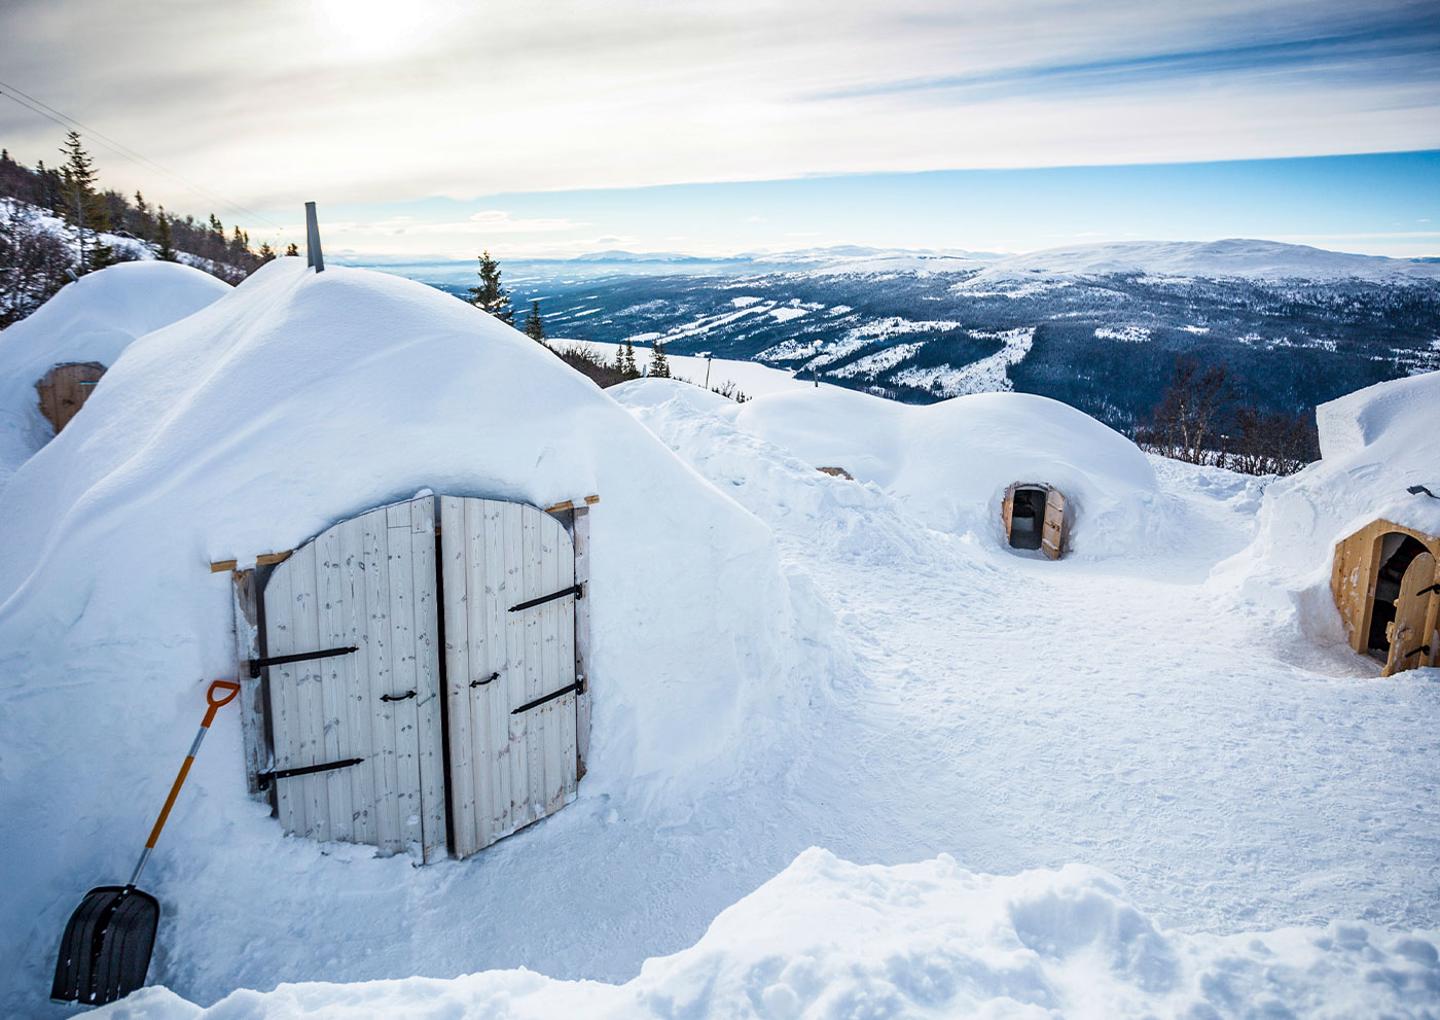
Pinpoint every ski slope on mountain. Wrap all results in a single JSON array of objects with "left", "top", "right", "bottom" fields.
[
  {"left": 0, "top": 260, "right": 229, "bottom": 485},
  {"left": 1, "top": 262, "right": 1436, "bottom": 1017}
]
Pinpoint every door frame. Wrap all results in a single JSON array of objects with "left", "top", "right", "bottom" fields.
[{"left": 229, "top": 492, "right": 595, "bottom": 861}]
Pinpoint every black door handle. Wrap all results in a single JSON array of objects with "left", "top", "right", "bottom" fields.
[
  {"left": 471, "top": 672, "right": 500, "bottom": 688},
  {"left": 381, "top": 690, "right": 416, "bottom": 702}
]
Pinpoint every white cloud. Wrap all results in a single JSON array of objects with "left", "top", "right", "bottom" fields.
[{"left": 1, "top": 0, "right": 1435, "bottom": 218}]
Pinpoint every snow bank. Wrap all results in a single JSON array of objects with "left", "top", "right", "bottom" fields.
[
  {"left": 0, "top": 260, "right": 229, "bottom": 484},
  {"left": 1217, "top": 371, "right": 1440, "bottom": 639},
  {"left": 699, "top": 383, "right": 1159, "bottom": 558},
  {"left": 101, "top": 848, "right": 1440, "bottom": 1019},
  {"left": 0, "top": 259, "right": 826, "bottom": 1011}
]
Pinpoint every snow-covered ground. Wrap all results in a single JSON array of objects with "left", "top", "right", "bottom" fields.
[
  {"left": 1, "top": 264, "right": 1437, "bottom": 1017},
  {"left": 561, "top": 337, "right": 830, "bottom": 397}
]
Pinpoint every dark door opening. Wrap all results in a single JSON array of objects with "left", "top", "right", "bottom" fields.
[
  {"left": 1367, "top": 533, "right": 1428, "bottom": 656},
  {"left": 1008, "top": 487, "right": 1047, "bottom": 551}
]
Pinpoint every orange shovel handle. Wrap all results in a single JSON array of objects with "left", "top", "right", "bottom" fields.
[{"left": 141, "top": 680, "right": 240, "bottom": 856}]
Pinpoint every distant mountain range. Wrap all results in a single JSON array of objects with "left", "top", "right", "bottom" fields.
[{"left": 360, "top": 238, "right": 1440, "bottom": 429}]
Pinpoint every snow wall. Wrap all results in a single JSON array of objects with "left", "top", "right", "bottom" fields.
[
  {"left": 107, "top": 848, "right": 1440, "bottom": 1018},
  {"left": 662, "top": 382, "right": 1161, "bottom": 558},
  {"left": 0, "top": 258, "right": 830, "bottom": 1011},
  {"left": 1216, "top": 370, "right": 1440, "bottom": 645},
  {"left": 0, "top": 260, "right": 230, "bottom": 485}
]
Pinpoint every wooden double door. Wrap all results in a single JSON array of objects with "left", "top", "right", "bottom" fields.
[{"left": 259, "top": 495, "right": 581, "bottom": 862}]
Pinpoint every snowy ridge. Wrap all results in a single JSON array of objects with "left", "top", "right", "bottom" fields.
[
  {"left": 959, "top": 238, "right": 1440, "bottom": 285},
  {"left": 104, "top": 848, "right": 1440, "bottom": 1018}
]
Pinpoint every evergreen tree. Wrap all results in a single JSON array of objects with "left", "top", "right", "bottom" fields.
[
  {"left": 33, "top": 159, "right": 62, "bottom": 212},
  {"left": 257, "top": 241, "right": 276, "bottom": 263},
  {"left": 648, "top": 341, "right": 670, "bottom": 378},
  {"left": 130, "top": 190, "right": 155, "bottom": 240},
  {"left": 618, "top": 339, "right": 639, "bottom": 378},
  {"left": 155, "top": 209, "right": 177, "bottom": 261},
  {"left": 59, "top": 131, "right": 103, "bottom": 272},
  {"left": 285, "top": 241, "right": 300, "bottom": 257},
  {"left": 524, "top": 299, "right": 545, "bottom": 342},
  {"left": 468, "top": 249, "right": 513, "bottom": 325}
]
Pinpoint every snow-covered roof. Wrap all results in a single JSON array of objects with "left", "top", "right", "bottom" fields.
[{"left": 0, "top": 260, "right": 229, "bottom": 484}]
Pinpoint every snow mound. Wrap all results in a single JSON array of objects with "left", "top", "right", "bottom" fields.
[
  {"left": 0, "top": 259, "right": 826, "bottom": 1011},
  {"left": 1217, "top": 371, "right": 1440, "bottom": 637},
  {"left": 0, "top": 260, "right": 230, "bottom": 484},
  {"left": 957, "top": 238, "right": 1440, "bottom": 286},
  {"left": 104, "top": 848, "right": 1440, "bottom": 1019},
  {"left": 705, "top": 384, "right": 1159, "bottom": 558},
  {"left": 612, "top": 379, "right": 938, "bottom": 568}
]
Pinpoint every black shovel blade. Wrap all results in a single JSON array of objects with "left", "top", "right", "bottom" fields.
[{"left": 51, "top": 885, "right": 159, "bottom": 1005}]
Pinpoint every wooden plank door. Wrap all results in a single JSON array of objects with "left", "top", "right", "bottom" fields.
[
  {"left": 36, "top": 361, "right": 106, "bottom": 434},
  {"left": 440, "top": 497, "right": 579, "bottom": 858},
  {"left": 1041, "top": 488, "right": 1067, "bottom": 560},
  {"left": 263, "top": 496, "right": 447, "bottom": 861},
  {"left": 1383, "top": 552, "right": 1438, "bottom": 677}
]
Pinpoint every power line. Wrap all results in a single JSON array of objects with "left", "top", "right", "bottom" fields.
[{"left": 0, "top": 80, "right": 287, "bottom": 234}]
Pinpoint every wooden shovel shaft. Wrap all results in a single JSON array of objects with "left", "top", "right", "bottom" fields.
[{"left": 127, "top": 681, "right": 239, "bottom": 887}]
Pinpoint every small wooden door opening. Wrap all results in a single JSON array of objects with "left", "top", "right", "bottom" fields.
[
  {"left": 1008, "top": 487, "right": 1047, "bottom": 550},
  {"left": 36, "top": 362, "right": 106, "bottom": 435},
  {"left": 1330, "top": 518, "right": 1440, "bottom": 677},
  {"left": 1367, "top": 534, "right": 1428, "bottom": 656},
  {"left": 1001, "top": 482, "right": 1069, "bottom": 559},
  {"left": 245, "top": 494, "right": 589, "bottom": 863}
]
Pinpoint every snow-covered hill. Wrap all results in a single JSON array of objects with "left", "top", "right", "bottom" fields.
[
  {"left": 959, "top": 238, "right": 1440, "bottom": 286},
  {"left": 392, "top": 237, "right": 1440, "bottom": 428}
]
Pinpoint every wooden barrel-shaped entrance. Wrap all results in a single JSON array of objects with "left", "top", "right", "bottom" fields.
[{"left": 36, "top": 362, "right": 106, "bottom": 434}]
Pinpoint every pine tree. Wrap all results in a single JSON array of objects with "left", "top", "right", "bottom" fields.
[
  {"left": 524, "top": 300, "right": 545, "bottom": 342},
  {"left": 257, "top": 241, "right": 276, "bottom": 263},
  {"left": 285, "top": 241, "right": 300, "bottom": 257},
  {"left": 648, "top": 341, "right": 670, "bottom": 378},
  {"left": 59, "top": 131, "right": 103, "bottom": 273},
  {"left": 619, "top": 339, "right": 639, "bottom": 378},
  {"left": 130, "top": 190, "right": 155, "bottom": 240},
  {"left": 468, "top": 250, "right": 513, "bottom": 325},
  {"left": 156, "top": 209, "right": 177, "bottom": 261}
]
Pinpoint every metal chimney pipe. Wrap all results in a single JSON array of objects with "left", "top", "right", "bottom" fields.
[{"left": 305, "top": 201, "right": 325, "bottom": 273}]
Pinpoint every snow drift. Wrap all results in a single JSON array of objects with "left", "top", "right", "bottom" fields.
[
  {"left": 1217, "top": 370, "right": 1440, "bottom": 643},
  {"left": 0, "top": 260, "right": 230, "bottom": 485},
  {"left": 0, "top": 259, "right": 827, "bottom": 1012},
  {"left": 632, "top": 382, "right": 1160, "bottom": 558},
  {"left": 101, "top": 848, "right": 1440, "bottom": 1019}
]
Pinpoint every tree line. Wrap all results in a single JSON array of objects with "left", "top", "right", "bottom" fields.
[
  {"left": 1, "top": 132, "right": 276, "bottom": 325},
  {"left": 1136, "top": 357, "right": 1319, "bottom": 476},
  {"left": 467, "top": 248, "right": 673, "bottom": 384}
]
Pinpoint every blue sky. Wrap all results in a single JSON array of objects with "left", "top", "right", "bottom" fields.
[
  {"left": 2, "top": 0, "right": 1437, "bottom": 257},
  {"left": 314, "top": 151, "right": 1440, "bottom": 260}
]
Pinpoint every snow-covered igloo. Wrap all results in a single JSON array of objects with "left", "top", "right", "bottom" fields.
[
  {"left": 0, "top": 259, "right": 826, "bottom": 1008},
  {"left": 1219, "top": 370, "right": 1440, "bottom": 675},
  {"left": 0, "top": 260, "right": 229, "bottom": 483},
  {"left": 723, "top": 385, "right": 1157, "bottom": 558}
]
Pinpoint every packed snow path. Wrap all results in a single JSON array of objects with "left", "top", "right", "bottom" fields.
[{"left": 100, "top": 398, "right": 1440, "bottom": 1011}]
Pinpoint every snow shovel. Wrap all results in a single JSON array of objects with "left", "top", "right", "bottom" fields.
[{"left": 51, "top": 679, "right": 240, "bottom": 1006}]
